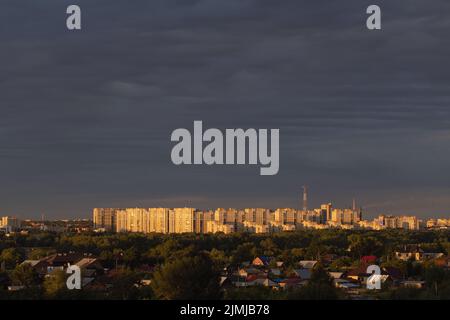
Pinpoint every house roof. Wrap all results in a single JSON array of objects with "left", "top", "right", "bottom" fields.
[
  {"left": 338, "top": 282, "right": 360, "bottom": 289},
  {"left": 329, "top": 272, "right": 345, "bottom": 279},
  {"left": 246, "top": 274, "right": 267, "bottom": 282},
  {"left": 75, "top": 258, "right": 98, "bottom": 269},
  {"left": 279, "top": 277, "right": 302, "bottom": 285},
  {"left": 434, "top": 256, "right": 449, "bottom": 267},
  {"left": 220, "top": 276, "right": 228, "bottom": 286},
  {"left": 347, "top": 267, "right": 371, "bottom": 277},
  {"left": 21, "top": 260, "right": 41, "bottom": 267},
  {"left": 44, "top": 252, "right": 90, "bottom": 265},
  {"left": 240, "top": 267, "right": 260, "bottom": 274},
  {"left": 293, "top": 269, "right": 312, "bottom": 280},
  {"left": 82, "top": 277, "right": 95, "bottom": 287},
  {"left": 253, "top": 256, "right": 271, "bottom": 265},
  {"left": 367, "top": 274, "right": 390, "bottom": 284},
  {"left": 361, "top": 256, "right": 377, "bottom": 263},
  {"left": 298, "top": 260, "right": 318, "bottom": 269}
]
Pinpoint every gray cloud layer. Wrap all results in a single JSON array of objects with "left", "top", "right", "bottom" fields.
[{"left": 1, "top": 0, "right": 450, "bottom": 219}]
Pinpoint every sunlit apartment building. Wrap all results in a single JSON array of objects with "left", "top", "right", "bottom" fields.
[
  {"left": 244, "top": 208, "right": 270, "bottom": 225},
  {"left": 331, "top": 209, "right": 361, "bottom": 225},
  {"left": 0, "top": 216, "right": 21, "bottom": 231},
  {"left": 93, "top": 208, "right": 119, "bottom": 232},
  {"left": 206, "top": 220, "right": 235, "bottom": 234},
  {"left": 116, "top": 208, "right": 149, "bottom": 233},
  {"left": 427, "top": 218, "right": 450, "bottom": 229},
  {"left": 171, "top": 207, "right": 200, "bottom": 233},
  {"left": 374, "top": 215, "right": 420, "bottom": 230},
  {"left": 274, "top": 208, "right": 297, "bottom": 225},
  {"left": 91, "top": 203, "right": 438, "bottom": 234}
]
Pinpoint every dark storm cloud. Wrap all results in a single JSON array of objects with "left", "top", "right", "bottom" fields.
[{"left": 1, "top": 0, "right": 450, "bottom": 218}]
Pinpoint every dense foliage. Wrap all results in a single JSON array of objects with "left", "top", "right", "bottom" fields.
[{"left": 0, "top": 229, "right": 448, "bottom": 300}]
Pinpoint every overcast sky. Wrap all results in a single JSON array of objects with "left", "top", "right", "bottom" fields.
[{"left": 1, "top": 0, "right": 450, "bottom": 219}]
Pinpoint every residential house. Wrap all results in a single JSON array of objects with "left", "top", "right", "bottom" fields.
[
  {"left": 395, "top": 245, "right": 444, "bottom": 262},
  {"left": 347, "top": 267, "right": 372, "bottom": 284}
]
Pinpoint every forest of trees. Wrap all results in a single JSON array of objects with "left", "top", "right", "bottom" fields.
[{"left": 0, "top": 229, "right": 449, "bottom": 300}]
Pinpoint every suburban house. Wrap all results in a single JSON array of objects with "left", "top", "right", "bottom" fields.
[
  {"left": 395, "top": 245, "right": 444, "bottom": 262},
  {"left": 347, "top": 267, "right": 372, "bottom": 284}
]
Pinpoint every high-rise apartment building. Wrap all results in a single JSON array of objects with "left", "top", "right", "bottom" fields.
[
  {"left": 274, "top": 208, "right": 297, "bottom": 224},
  {"left": 93, "top": 208, "right": 119, "bottom": 232},
  {"left": 150, "top": 208, "right": 170, "bottom": 233},
  {"left": 243, "top": 208, "right": 270, "bottom": 225},
  {"left": 321, "top": 203, "right": 332, "bottom": 222},
  {"left": 375, "top": 215, "right": 419, "bottom": 230},
  {"left": 115, "top": 208, "right": 149, "bottom": 233},
  {"left": 171, "top": 208, "right": 197, "bottom": 233},
  {"left": 0, "top": 216, "right": 21, "bottom": 231}
]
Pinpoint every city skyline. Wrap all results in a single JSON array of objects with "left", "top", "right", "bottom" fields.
[
  {"left": 2, "top": 1, "right": 450, "bottom": 219},
  {"left": 2, "top": 192, "right": 450, "bottom": 220},
  {"left": 4, "top": 198, "right": 450, "bottom": 223}
]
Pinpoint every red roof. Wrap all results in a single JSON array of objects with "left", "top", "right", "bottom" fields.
[
  {"left": 246, "top": 274, "right": 267, "bottom": 282},
  {"left": 280, "top": 277, "right": 302, "bottom": 284},
  {"left": 361, "top": 255, "right": 377, "bottom": 263}
]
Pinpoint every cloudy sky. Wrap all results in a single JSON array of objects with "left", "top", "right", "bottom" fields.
[{"left": 1, "top": 0, "right": 450, "bottom": 219}]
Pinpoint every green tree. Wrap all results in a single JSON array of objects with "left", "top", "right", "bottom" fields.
[
  {"left": 152, "top": 254, "right": 221, "bottom": 299},
  {"left": 123, "top": 247, "right": 140, "bottom": 267},
  {"left": 260, "top": 238, "right": 278, "bottom": 256},
  {"left": 43, "top": 270, "right": 68, "bottom": 298},
  {"left": 10, "top": 263, "right": 40, "bottom": 288},
  {"left": 425, "top": 265, "right": 445, "bottom": 297},
  {"left": 28, "top": 248, "right": 55, "bottom": 260},
  {"left": 231, "top": 243, "right": 256, "bottom": 265},
  {"left": 347, "top": 234, "right": 382, "bottom": 259},
  {"left": 288, "top": 264, "right": 340, "bottom": 300},
  {"left": 108, "top": 269, "right": 141, "bottom": 300},
  {"left": 329, "top": 256, "right": 353, "bottom": 271},
  {"left": 209, "top": 248, "right": 229, "bottom": 270},
  {"left": 0, "top": 248, "right": 23, "bottom": 269}
]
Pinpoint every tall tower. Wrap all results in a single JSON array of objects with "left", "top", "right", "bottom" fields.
[
  {"left": 302, "top": 186, "right": 308, "bottom": 211},
  {"left": 352, "top": 198, "right": 356, "bottom": 211}
]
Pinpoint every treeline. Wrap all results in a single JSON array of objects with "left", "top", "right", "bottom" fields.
[{"left": 1, "top": 229, "right": 448, "bottom": 265}]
